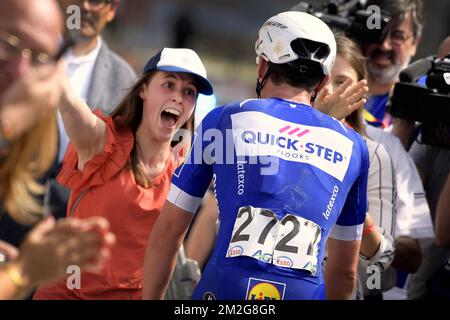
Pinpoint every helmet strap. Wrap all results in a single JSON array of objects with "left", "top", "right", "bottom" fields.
[{"left": 256, "top": 63, "right": 272, "bottom": 99}]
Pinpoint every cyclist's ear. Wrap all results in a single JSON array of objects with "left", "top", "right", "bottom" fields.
[{"left": 257, "top": 58, "right": 269, "bottom": 81}]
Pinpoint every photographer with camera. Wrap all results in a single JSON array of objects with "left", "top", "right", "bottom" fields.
[
  {"left": 407, "top": 132, "right": 450, "bottom": 299},
  {"left": 403, "top": 37, "right": 450, "bottom": 299}
]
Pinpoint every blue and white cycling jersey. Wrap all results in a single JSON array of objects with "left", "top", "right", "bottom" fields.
[{"left": 168, "top": 98, "right": 369, "bottom": 300}]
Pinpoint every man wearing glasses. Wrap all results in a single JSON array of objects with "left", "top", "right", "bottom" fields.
[
  {"left": 58, "top": 0, "right": 136, "bottom": 114},
  {"left": 48, "top": 0, "right": 136, "bottom": 220},
  {"left": 0, "top": 0, "right": 77, "bottom": 254},
  {"left": 0, "top": 1, "right": 64, "bottom": 143},
  {"left": 361, "top": 0, "right": 423, "bottom": 134}
]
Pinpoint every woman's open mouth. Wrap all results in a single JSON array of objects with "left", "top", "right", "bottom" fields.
[{"left": 161, "top": 108, "right": 181, "bottom": 129}]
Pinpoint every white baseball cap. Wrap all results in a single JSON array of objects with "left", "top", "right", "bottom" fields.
[
  {"left": 143, "top": 48, "right": 213, "bottom": 95},
  {"left": 255, "top": 11, "right": 337, "bottom": 76}
]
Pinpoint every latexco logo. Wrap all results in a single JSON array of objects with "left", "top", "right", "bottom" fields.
[{"left": 322, "top": 185, "right": 339, "bottom": 220}]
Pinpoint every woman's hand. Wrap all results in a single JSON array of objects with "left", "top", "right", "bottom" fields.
[
  {"left": 15, "top": 216, "right": 115, "bottom": 288},
  {"left": 314, "top": 79, "right": 368, "bottom": 120}
]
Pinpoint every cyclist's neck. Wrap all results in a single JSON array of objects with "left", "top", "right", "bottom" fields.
[{"left": 260, "top": 82, "right": 312, "bottom": 105}]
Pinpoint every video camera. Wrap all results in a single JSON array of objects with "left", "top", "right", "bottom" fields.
[
  {"left": 388, "top": 54, "right": 450, "bottom": 149},
  {"left": 291, "top": 0, "right": 391, "bottom": 45}
]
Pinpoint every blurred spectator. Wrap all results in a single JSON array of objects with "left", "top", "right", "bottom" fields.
[
  {"left": 0, "top": 0, "right": 63, "bottom": 242},
  {"left": 0, "top": 0, "right": 115, "bottom": 300},
  {"left": 1, "top": 216, "right": 115, "bottom": 300},
  {"left": 58, "top": 0, "right": 136, "bottom": 114},
  {"left": 362, "top": 0, "right": 424, "bottom": 148}
]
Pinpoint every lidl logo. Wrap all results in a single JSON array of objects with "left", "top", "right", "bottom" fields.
[{"left": 245, "top": 278, "right": 286, "bottom": 300}]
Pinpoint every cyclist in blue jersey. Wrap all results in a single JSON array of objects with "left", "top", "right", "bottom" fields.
[{"left": 143, "top": 11, "right": 370, "bottom": 300}]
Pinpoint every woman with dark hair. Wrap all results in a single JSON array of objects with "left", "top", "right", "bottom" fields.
[{"left": 34, "top": 48, "right": 213, "bottom": 300}]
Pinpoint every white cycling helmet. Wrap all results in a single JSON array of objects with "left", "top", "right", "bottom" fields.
[{"left": 255, "top": 11, "right": 336, "bottom": 76}]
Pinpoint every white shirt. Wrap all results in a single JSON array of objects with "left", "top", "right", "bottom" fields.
[
  {"left": 57, "top": 37, "right": 102, "bottom": 163},
  {"left": 66, "top": 37, "right": 102, "bottom": 101},
  {"left": 366, "top": 125, "right": 434, "bottom": 239}
]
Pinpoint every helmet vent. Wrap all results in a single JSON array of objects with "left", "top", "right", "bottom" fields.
[{"left": 290, "top": 38, "right": 330, "bottom": 62}]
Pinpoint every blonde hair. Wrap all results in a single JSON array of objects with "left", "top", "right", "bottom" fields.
[{"left": 0, "top": 112, "right": 58, "bottom": 225}]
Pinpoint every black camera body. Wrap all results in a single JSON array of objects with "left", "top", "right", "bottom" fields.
[
  {"left": 389, "top": 54, "right": 450, "bottom": 149},
  {"left": 292, "top": 0, "right": 391, "bottom": 45}
]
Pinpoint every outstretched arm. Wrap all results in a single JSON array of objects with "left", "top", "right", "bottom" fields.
[
  {"left": 143, "top": 201, "right": 194, "bottom": 299},
  {"left": 184, "top": 192, "right": 218, "bottom": 271},
  {"left": 58, "top": 71, "right": 106, "bottom": 169}
]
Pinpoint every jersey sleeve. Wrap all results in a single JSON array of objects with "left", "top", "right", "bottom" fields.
[
  {"left": 167, "top": 106, "right": 224, "bottom": 214},
  {"left": 329, "top": 136, "right": 369, "bottom": 241}
]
